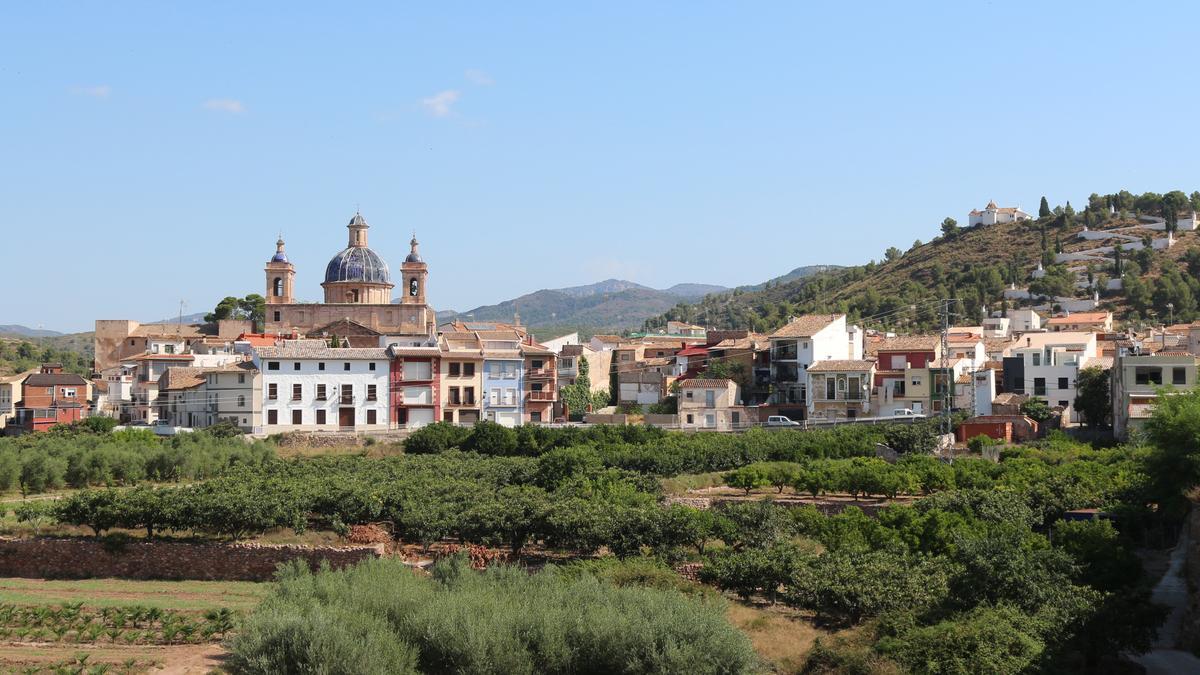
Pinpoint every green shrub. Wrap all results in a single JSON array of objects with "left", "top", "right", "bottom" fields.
[{"left": 229, "top": 557, "right": 758, "bottom": 675}]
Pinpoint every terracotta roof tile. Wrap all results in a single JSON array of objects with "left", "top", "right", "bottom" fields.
[
  {"left": 806, "top": 359, "right": 876, "bottom": 373},
  {"left": 769, "top": 314, "right": 842, "bottom": 339},
  {"left": 679, "top": 378, "right": 734, "bottom": 388}
]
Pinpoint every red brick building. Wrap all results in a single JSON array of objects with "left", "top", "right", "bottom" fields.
[
  {"left": 388, "top": 346, "right": 441, "bottom": 428},
  {"left": 14, "top": 365, "right": 91, "bottom": 433}
]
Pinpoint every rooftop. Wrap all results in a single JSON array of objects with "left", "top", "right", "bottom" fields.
[
  {"left": 769, "top": 314, "right": 842, "bottom": 339},
  {"left": 255, "top": 346, "right": 389, "bottom": 360},
  {"left": 871, "top": 335, "right": 940, "bottom": 353},
  {"left": 679, "top": 378, "right": 734, "bottom": 389},
  {"left": 1047, "top": 312, "right": 1111, "bottom": 324},
  {"left": 806, "top": 359, "right": 876, "bottom": 373}
]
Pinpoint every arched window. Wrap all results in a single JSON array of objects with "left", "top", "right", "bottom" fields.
[
  {"left": 351, "top": 289, "right": 360, "bottom": 303},
  {"left": 273, "top": 277, "right": 284, "bottom": 297}
]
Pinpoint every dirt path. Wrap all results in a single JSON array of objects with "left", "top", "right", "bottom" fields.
[
  {"left": 0, "top": 641, "right": 226, "bottom": 672},
  {"left": 1133, "top": 522, "right": 1200, "bottom": 674}
]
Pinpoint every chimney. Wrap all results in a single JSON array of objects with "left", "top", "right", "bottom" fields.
[{"left": 1026, "top": 337, "right": 1031, "bottom": 347}]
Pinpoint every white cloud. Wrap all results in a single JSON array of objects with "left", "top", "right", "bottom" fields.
[
  {"left": 203, "top": 98, "right": 245, "bottom": 114},
  {"left": 465, "top": 69, "right": 494, "bottom": 86},
  {"left": 72, "top": 85, "right": 111, "bottom": 98},
  {"left": 420, "top": 90, "right": 460, "bottom": 117}
]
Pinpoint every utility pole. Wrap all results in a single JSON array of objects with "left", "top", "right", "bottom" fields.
[{"left": 940, "top": 299, "right": 953, "bottom": 438}]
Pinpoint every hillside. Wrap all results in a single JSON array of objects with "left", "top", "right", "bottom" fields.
[
  {"left": 0, "top": 325, "right": 64, "bottom": 338},
  {"left": 647, "top": 189, "right": 1200, "bottom": 333},
  {"left": 0, "top": 332, "right": 95, "bottom": 376},
  {"left": 437, "top": 279, "right": 730, "bottom": 331}
]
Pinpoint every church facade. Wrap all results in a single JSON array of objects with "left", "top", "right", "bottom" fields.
[{"left": 263, "top": 212, "right": 436, "bottom": 343}]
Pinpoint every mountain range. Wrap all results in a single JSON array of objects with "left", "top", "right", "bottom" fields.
[
  {"left": 0, "top": 324, "right": 64, "bottom": 338},
  {"left": 435, "top": 279, "right": 730, "bottom": 330}
]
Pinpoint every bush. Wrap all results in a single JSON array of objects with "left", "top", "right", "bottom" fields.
[{"left": 229, "top": 556, "right": 759, "bottom": 675}]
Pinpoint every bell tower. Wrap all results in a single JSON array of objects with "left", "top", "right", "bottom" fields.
[
  {"left": 265, "top": 236, "right": 295, "bottom": 305},
  {"left": 400, "top": 233, "right": 428, "bottom": 306}
]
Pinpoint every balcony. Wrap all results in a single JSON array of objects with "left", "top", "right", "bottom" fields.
[
  {"left": 527, "top": 390, "right": 556, "bottom": 402},
  {"left": 446, "top": 399, "right": 478, "bottom": 407},
  {"left": 526, "top": 367, "right": 555, "bottom": 379},
  {"left": 339, "top": 395, "right": 355, "bottom": 405}
]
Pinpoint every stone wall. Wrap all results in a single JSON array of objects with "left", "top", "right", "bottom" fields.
[{"left": 0, "top": 538, "right": 385, "bottom": 581}]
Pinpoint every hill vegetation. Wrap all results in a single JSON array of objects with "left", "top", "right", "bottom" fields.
[
  {"left": 0, "top": 332, "right": 95, "bottom": 376},
  {"left": 646, "top": 189, "right": 1200, "bottom": 333}
]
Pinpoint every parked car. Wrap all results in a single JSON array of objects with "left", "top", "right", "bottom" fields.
[
  {"left": 892, "top": 409, "right": 926, "bottom": 418},
  {"left": 765, "top": 415, "right": 801, "bottom": 427}
]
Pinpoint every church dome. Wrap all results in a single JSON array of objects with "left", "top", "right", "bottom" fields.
[{"left": 324, "top": 246, "right": 391, "bottom": 284}]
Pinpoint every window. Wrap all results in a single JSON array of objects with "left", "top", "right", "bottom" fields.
[
  {"left": 344, "top": 362, "right": 351, "bottom": 371},
  {"left": 489, "top": 389, "right": 499, "bottom": 405},
  {"left": 316, "top": 409, "right": 326, "bottom": 425},
  {"left": 319, "top": 362, "right": 325, "bottom": 371},
  {"left": 1031, "top": 353, "right": 1041, "bottom": 366},
  {"left": 532, "top": 359, "right": 544, "bottom": 370},
  {"left": 237, "top": 395, "right": 245, "bottom": 408},
  {"left": 267, "top": 409, "right": 278, "bottom": 425},
  {"left": 369, "top": 362, "right": 376, "bottom": 371},
  {"left": 273, "top": 277, "right": 283, "bottom": 297},
  {"left": 367, "top": 384, "right": 377, "bottom": 401},
  {"left": 1174, "top": 367, "right": 1188, "bottom": 385},
  {"left": 1034, "top": 378, "right": 1046, "bottom": 396},
  {"left": 238, "top": 373, "right": 245, "bottom": 384},
  {"left": 911, "top": 376, "right": 922, "bottom": 386},
  {"left": 367, "top": 410, "right": 377, "bottom": 425},
  {"left": 449, "top": 387, "right": 461, "bottom": 405},
  {"left": 464, "top": 387, "right": 475, "bottom": 405},
  {"left": 293, "top": 362, "right": 300, "bottom": 371},
  {"left": 1135, "top": 367, "right": 1163, "bottom": 385},
  {"left": 316, "top": 384, "right": 327, "bottom": 401},
  {"left": 686, "top": 414, "right": 694, "bottom": 424},
  {"left": 341, "top": 384, "right": 353, "bottom": 404},
  {"left": 732, "top": 411, "right": 741, "bottom": 426},
  {"left": 827, "top": 378, "right": 836, "bottom": 399},
  {"left": 164, "top": 344, "right": 175, "bottom": 354},
  {"left": 268, "top": 361, "right": 280, "bottom": 371},
  {"left": 464, "top": 363, "right": 475, "bottom": 377},
  {"left": 1058, "top": 377, "right": 1069, "bottom": 390},
  {"left": 152, "top": 344, "right": 159, "bottom": 354},
  {"left": 530, "top": 411, "right": 542, "bottom": 422},
  {"left": 562, "top": 358, "right": 574, "bottom": 368},
  {"left": 292, "top": 410, "right": 302, "bottom": 425},
  {"left": 292, "top": 383, "right": 302, "bottom": 401},
  {"left": 268, "top": 383, "right": 278, "bottom": 400},
  {"left": 705, "top": 390, "right": 715, "bottom": 408},
  {"left": 130, "top": 339, "right": 135, "bottom": 346},
  {"left": 273, "top": 311, "right": 281, "bottom": 322},
  {"left": 62, "top": 388, "right": 77, "bottom": 398},
  {"left": 685, "top": 390, "right": 694, "bottom": 400},
  {"left": 1058, "top": 401, "right": 1069, "bottom": 408},
  {"left": 450, "top": 362, "right": 461, "bottom": 377}
]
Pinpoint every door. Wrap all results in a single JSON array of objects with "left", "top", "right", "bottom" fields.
[{"left": 339, "top": 407, "right": 355, "bottom": 428}]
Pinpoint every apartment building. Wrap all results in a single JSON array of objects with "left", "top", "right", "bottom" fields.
[
  {"left": 521, "top": 342, "right": 557, "bottom": 423},
  {"left": 807, "top": 360, "right": 875, "bottom": 420},
  {"left": 871, "top": 336, "right": 940, "bottom": 415},
  {"left": 14, "top": 364, "right": 91, "bottom": 433},
  {"left": 254, "top": 345, "right": 390, "bottom": 431},
  {"left": 678, "top": 379, "right": 748, "bottom": 430},
  {"left": 0, "top": 370, "right": 34, "bottom": 431},
  {"left": 768, "top": 314, "right": 863, "bottom": 411},
  {"left": 1002, "top": 332, "right": 1098, "bottom": 422},
  {"left": 388, "top": 344, "right": 441, "bottom": 429},
  {"left": 480, "top": 331, "right": 525, "bottom": 427},
  {"left": 440, "top": 332, "right": 483, "bottom": 425},
  {"left": 1046, "top": 311, "right": 1113, "bottom": 333},
  {"left": 1112, "top": 352, "right": 1198, "bottom": 439}
]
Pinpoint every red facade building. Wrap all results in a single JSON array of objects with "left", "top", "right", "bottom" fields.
[{"left": 14, "top": 364, "right": 90, "bottom": 433}]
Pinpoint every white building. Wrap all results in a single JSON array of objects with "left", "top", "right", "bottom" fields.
[
  {"left": 968, "top": 201, "right": 1032, "bottom": 227},
  {"left": 1008, "top": 308, "right": 1043, "bottom": 333},
  {"left": 767, "top": 314, "right": 863, "bottom": 408},
  {"left": 982, "top": 316, "right": 1011, "bottom": 338},
  {"left": 1003, "top": 332, "right": 1098, "bottom": 423},
  {"left": 254, "top": 345, "right": 390, "bottom": 432}
]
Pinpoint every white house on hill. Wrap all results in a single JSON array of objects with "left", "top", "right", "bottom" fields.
[{"left": 969, "top": 201, "right": 1032, "bottom": 227}]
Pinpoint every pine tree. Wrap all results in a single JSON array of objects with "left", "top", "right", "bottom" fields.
[{"left": 1039, "top": 196, "right": 1051, "bottom": 218}]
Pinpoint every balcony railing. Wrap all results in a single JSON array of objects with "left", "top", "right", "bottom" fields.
[
  {"left": 527, "top": 390, "right": 556, "bottom": 401},
  {"left": 526, "top": 367, "right": 555, "bottom": 378},
  {"left": 446, "top": 400, "right": 478, "bottom": 407},
  {"left": 340, "top": 395, "right": 355, "bottom": 405}
]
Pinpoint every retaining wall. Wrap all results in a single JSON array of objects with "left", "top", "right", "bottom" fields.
[{"left": 0, "top": 538, "right": 385, "bottom": 581}]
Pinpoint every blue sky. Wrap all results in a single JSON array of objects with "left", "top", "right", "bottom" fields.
[{"left": 2, "top": 2, "right": 1199, "bottom": 332}]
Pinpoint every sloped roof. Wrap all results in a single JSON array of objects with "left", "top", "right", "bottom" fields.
[
  {"left": 25, "top": 373, "right": 90, "bottom": 387},
  {"left": 255, "top": 346, "right": 388, "bottom": 360},
  {"left": 159, "top": 367, "right": 206, "bottom": 391},
  {"left": 1047, "top": 312, "right": 1111, "bottom": 324},
  {"left": 873, "top": 336, "right": 940, "bottom": 352},
  {"left": 679, "top": 378, "right": 734, "bottom": 388},
  {"left": 769, "top": 314, "right": 841, "bottom": 339},
  {"left": 806, "top": 359, "right": 876, "bottom": 373}
]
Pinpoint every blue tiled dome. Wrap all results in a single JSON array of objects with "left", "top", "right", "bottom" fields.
[{"left": 324, "top": 247, "right": 391, "bottom": 284}]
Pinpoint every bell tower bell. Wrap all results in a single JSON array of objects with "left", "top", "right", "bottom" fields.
[{"left": 400, "top": 233, "right": 428, "bottom": 306}]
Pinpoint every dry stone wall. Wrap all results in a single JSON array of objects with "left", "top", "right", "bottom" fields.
[{"left": 0, "top": 538, "right": 384, "bottom": 581}]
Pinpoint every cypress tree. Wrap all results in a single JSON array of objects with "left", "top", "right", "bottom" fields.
[{"left": 1039, "top": 196, "right": 1051, "bottom": 218}]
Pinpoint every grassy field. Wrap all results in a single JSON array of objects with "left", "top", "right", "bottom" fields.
[{"left": 0, "top": 578, "right": 267, "bottom": 612}]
